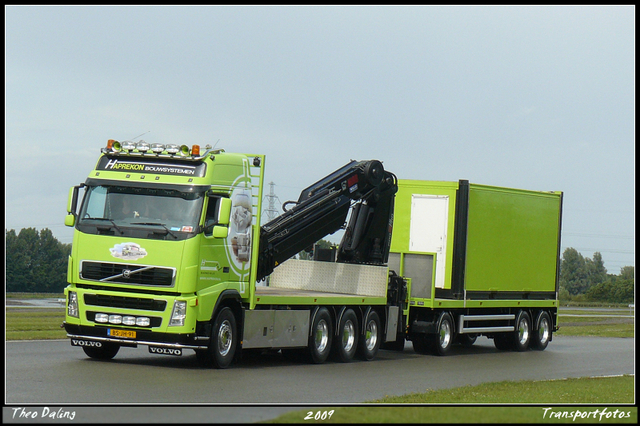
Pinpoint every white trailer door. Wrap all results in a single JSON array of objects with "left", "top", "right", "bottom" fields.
[{"left": 409, "top": 195, "right": 449, "bottom": 289}]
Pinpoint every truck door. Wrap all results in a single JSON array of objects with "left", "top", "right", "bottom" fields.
[
  {"left": 409, "top": 195, "right": 449, "bottom": 290},
  {"left": 198, "top": 195, "right": 232, "bottom": 290}
]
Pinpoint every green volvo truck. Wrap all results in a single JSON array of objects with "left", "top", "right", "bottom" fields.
[{"left": 63, "top": 140, "right": 562, "bottom": 367}]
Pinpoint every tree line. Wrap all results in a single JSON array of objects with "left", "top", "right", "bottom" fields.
[
  {"left": 559, "top": 247, "right": 634, "bottom": 304},
  {"left": 6, "top": 228, "right": 71, "bottom": 293},
  {"left": 5, "top": 228, "right": 635, "bottom": 303}
]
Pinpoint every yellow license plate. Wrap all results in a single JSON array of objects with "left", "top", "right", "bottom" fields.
[{"left": 108, "top": 329, "right": 136, "bottom": 339}]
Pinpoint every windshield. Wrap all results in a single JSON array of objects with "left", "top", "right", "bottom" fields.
[{"left": 77, "top": 184, "right": 205, "bottom": 240}]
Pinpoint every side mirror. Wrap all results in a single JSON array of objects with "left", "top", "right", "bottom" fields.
[
  {"left": 66, "top": 187, "right": 75, "bottom": 214},
  {"left": 65, "top": 214, "right": 75, "bottom": 227},
  {"left": 218, "top": 197, "right": 232, "bottom": 226},
  {"left": 212, "top": 225, "right": 229, "bottom": 239},
  {"left": 65, "top": 184, "right": 83, "bottom": 227}
]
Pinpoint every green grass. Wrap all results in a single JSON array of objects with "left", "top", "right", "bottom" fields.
[
  {"left": 5, "top": 308, "right": 67, "bottom": 340},
  {"left": 6, "top": 292, "right": 64, "bottom": 299},
  {"left": 266, "top": 376, "right": 636, "bottom": 423},
  {"left": 266, "top": 405, "right": 637, "bottom": 424},
  {"left": 556, "top": 312, "right": 634, "bottom": 338},
  {"left": 372, "top": 375, "right": 634, "bottom": 404}
]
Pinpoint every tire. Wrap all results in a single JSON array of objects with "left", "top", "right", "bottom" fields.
[
  {"left": 493, "top": 333, "right": 514, "bottom": 351},
  {"left": 332, "top": 309, "right": 359, "bottom": 362},
  {"left": 281, "top": 348, "right": 306, "bottom": 362},
  {"left": 530, "top": 311, "right": 552, "bottom": 351},
  {"left": 382, "top": 336, "right": 405, "bottom": 351},
  {"left": 411, "top": 335, "right": 431, "bottom": 354},
  {"left": 82, "top": 342, "right": 120, "bottom": 360},
  {"left": 432, "top": 312, "right": 454, "bottom": 356},
  {"left": 308, "top": 307, "right": 333, "bottom": 364},
  {"left": 457, "top": 333, "right": 477, "bottom": 347},
  {"left": 198, "top": 307, "right": 237, "bottom": 368},
  {"left": 513, "top": 311, "right": 532, "bottom": 352},
  {"left": 357, "top": 309, "right": 381, "bottom": 360}
]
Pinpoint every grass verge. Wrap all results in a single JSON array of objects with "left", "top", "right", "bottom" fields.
[
  {"left": 5, "top": 308, "right": 67, "bottom": 340},
  {"left": 266, "top": 376, "right": 636, "bottom": 423}
]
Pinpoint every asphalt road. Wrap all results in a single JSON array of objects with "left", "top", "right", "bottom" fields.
[{"left": 4, "top": 334, "right": 635, "bottom": 423}]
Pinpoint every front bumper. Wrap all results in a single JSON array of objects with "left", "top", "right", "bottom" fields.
[{"left": 64, "top": 323, "right": 209, "bottom": 350}]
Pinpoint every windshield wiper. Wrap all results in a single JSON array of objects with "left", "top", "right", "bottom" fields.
[
  {"left": 131, "top": 222, "right": 179, "bottom": 239},
  {"left": 86, "top": 217, "right": 124, "bottom": 234}
]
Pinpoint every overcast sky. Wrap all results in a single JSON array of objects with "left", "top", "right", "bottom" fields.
[{"left": 5, "top": 5, "right": 635, "bottom": 272}]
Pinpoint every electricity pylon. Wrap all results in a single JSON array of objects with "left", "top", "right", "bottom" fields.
[{"left": 262, "top": 181, "right": 281, "bottom": 223}]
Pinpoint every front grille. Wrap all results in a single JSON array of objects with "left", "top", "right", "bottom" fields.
[
  {"left": 84, "top": 294, "right": 167, "bottom": 311},
  {"left": 81, "top": 261, "right": 175, "bottom": 287}
]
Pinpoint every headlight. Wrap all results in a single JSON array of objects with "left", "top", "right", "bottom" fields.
[
  {"left": 67, "top": 291, "right": 79, "bottom": 318},
  {"left": 136, "top": 317, "right": 151, "bottom": 327},
  {"left": 122, "top": 316, "right": 137, "bottom": 326},
  {"left": 169, "top": 300, "right": 187, "bottom": 327}
]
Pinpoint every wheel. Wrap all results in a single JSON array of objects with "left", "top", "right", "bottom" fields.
[
  {"left": 382, "top": 336, "right": 405, "bottom": 351},
  {"left": 308, "top": 307, "right": 333, "bottom": 364},
  {"left": 281, "top": 348, "right": 306, "bottom": 362},
  {"left": 432, "top": 312, "right": 454, "bottom": 356},
  {"left": 457, "top": 333, "right": 477, "bottom": 347},
  {"left": 493, "top": 333, "right": 513, "bottom": 351},
  {"left": 513, "top": 311, "right": 531, "bottom": 352},
  {"left": 531, "top": 311, "right": 552, "bottom": 351},
  {"left": 82, "top": 342, "right": 120, "bottom": 360},
  {"left": 332, "top": 309, "right": 358, "bottom": 362},
  {"left": 411, "top": 335, "right": 431, "bottom": 354},
  {"left": 357, "top": 309, "right": 381, "bottom": 360},
  {"left": 198, "top": 307, "right": 237, "bottom": 368}
]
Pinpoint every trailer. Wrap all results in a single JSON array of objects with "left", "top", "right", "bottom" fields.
[
  {"left": 387, "top": 179, "right": 562, "bottom": 354},
  {"left": 63, "top": 140, "right": 562, "bottom": 368}
]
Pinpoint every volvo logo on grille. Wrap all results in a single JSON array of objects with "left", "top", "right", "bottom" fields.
[{"left": 123, "top": 269, "right": 132, "bottom": 279}]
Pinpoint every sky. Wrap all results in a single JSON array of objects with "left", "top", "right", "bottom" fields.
[{"left": 5, "top": 5, "right": 635, "bottom": 273}]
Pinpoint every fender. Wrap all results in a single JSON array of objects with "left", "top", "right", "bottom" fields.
[
  {"left": 308, "top": 306, "right": 321, "bottom": 337},
  {"left": 334, "top": 306, "right": 347, "bottom": 336},
  {"left": 211, "top": 289, "right": 242, "bottom": 321}
]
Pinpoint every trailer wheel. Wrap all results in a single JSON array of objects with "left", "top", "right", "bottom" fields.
[
  {"left": 357, "top": 309, "right": 381, "bottom": 360},
  {"left": 82, "top": 342, "right": 120, "bottom": 360},
  {"left": 308, "top": 307, "right": 333, "bottom": 364},
  {"left": 531, "top": 311, "right": 552, "bottom": 351},
  {"left": 513, "top": 310, "right": 531, "bottom": 352},
  {"left": 198, "top": 307, "right": 237, "bottom": 368},
  {"left": 432, "top": 312, "right": 454, "bottom": 356},
  {"left": 457, "top": 333, "right": 477, "bottom": 347},
  {"left": 493, "top": 333, "right": 514, "bottom": 351}
]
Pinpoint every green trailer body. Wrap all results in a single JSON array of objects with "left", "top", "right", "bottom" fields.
[{"left": 388, "top": 179, "right": 562, "bottom": 354}]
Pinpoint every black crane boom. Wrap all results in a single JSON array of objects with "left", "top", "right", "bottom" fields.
[{"left": 256, "top": 160, "right": 397, "bottom": 281}]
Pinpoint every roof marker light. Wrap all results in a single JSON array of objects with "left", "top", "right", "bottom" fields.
[
  {"left": 165, "top": 144, "right": 179, "bottom": 154},
  {"left": 136, "top": 141, "right": 150, "bottom": 152},
  {"left": 191, "top": 145, "right": 200, "bottom": 156},
  {"left": 179, "top": 145, "right": 190, "bottom": 156},
  {"left": 150, "top": 143, "right": 165, "bottom": 154},
  {"left": 122, "top": 141, "right": 136, "bottom": 152}
]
